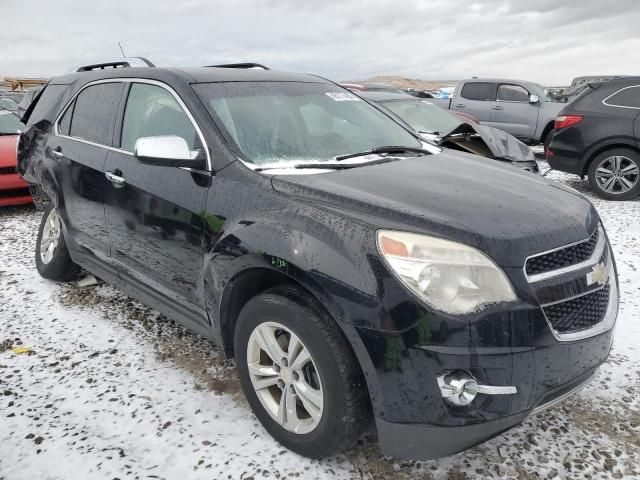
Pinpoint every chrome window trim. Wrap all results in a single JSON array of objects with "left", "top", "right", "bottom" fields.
[
  {"left": 524, "top": 224, "right": 605, "bottom": 283},
  {"left": 602, "top": 85, "right": 640, "bottom": 110},
  {"left": 52, "top": 77, "right": 212, "bottom": 172}
]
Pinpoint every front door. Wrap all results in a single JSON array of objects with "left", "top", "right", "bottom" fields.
[
  {"left": 488, "top": 83, "right": 539, "bottom": 138},
  {"left": 103, "top": 81, "right": 210, "bottom": 325}
]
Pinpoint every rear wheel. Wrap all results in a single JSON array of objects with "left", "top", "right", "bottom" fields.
[
  {"left": 587, "top": 148, "right": 640, "bottom": 200},
  {"left": 35, "top": 203, "right": 80, "bottom": 281},
  {"left": 234, "top": 285, "right": 370, "bottom": 458}
]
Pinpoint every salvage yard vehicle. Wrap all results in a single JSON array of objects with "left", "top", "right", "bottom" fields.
[
  {"left": 18, "top": 61, "right": 619, "bottom": 460},
  {"left": 0, "top": 111, "right": 31, "bottom": 206},
  {"left": 432, "top": 78, "right": 565, "bottom": 149},
  {"left": 547, "top": 77, "right": 640, "bottom": 200},
  {"left": 360, "top": 90, "right": 539, "bottom": 173}
]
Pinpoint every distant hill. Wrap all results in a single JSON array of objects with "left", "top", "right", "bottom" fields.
[{"left": 341, "top": 75, "right": 458, "bottom": 90}]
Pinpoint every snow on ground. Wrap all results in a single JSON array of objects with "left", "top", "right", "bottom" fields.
[{"left": 1, "top": 165, "right": 639, "bottom": 480}]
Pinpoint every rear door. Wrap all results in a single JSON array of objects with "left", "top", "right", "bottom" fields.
[
  {"left": 488, "top": 83, "right": 538, "bottom": 138},
  {"left": 49, "top": 82, "right": 124, "bottom": 262},
  {"left": 103, "top": 80, "right": 210, "bottom": 326},
  {"left": 450, "top": 82, "right": 494, "bottom": 122}
]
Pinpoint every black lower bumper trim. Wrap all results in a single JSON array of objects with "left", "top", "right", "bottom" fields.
[{"left": 376, "top": 412, "right": 529, "bottom": 460}]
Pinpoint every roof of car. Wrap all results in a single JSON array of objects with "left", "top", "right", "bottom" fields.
[
  {"left": 49, "top": 66, "right": 328, "bottom": 86},
  {"left": 357, "top": 91, "right": 419, "bottom": 102}
]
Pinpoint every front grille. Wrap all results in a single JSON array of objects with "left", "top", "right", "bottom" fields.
[
  {"left": 543, "top": 285, "right": 610, "bottom": 334},
  {"left": 0, "top": 166, "right": 17, "bottom": 174},
  {"left": 526, "top": 228, "right": 599, "bottom": 276}
]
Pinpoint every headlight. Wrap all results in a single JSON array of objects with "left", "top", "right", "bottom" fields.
[{"left": 377, "top": 230, "right": 517, "bottom": 315}]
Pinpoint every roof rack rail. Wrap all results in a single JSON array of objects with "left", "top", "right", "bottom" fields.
[
  {"left": 205, "top": 63, "right": 270, "bottom": 70},
  {"left": 73, "top": 57, "right": 155, "bottom": 72}
]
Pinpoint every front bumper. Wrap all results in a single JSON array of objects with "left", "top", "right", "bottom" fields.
[
  {"left": 377, "top": 367, "right": 597, "bottom": 460},
  {"left": 0, "top": 173, "right": 32, "bottom": 206}
]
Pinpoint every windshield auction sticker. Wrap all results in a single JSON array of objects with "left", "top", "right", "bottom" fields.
[{"left": 325, "top": 92, "right": 361, "bottom": 101}]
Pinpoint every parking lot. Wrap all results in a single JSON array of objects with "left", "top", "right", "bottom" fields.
[{"left": 0, "top": 163, "right": 638, "bottom": 480}]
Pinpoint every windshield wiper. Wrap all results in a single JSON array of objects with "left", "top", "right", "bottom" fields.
[
  {"left": 335, "top": 145, "right": 431, "bottom": 161},
  {"left": 418, "top": 130, "right": 441, "bottom": 136},
  {"left": 254, "top": 157, "right": 398, "bottom": 172}
]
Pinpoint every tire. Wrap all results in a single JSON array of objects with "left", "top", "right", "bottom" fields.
[
  {"left": 234, "top": 285, "right": 370, "bottom": 458},
  {"left": 35, "top": 203, "right": 80, "bottom": 281},
  {"left": 587, "top": 148, "right": 640, "bottom": 200}
]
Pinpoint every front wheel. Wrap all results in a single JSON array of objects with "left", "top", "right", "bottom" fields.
[
  {"left": 234, "top": 285, "right": 370, "bottom": 458},
  {"left": 35, "top": 203, "right": 80, "bottom": 281},
  {"left": 587, "top": 148, "right": 640, "bottom": 200}
]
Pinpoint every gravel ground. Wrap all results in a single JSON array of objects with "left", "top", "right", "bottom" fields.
[{"left": 1, "top": 165, "right": 639, "bottom": 479}]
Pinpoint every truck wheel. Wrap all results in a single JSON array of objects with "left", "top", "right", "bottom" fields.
[
  {"left": 587, "top": 148, "right": 640, "bottom": 200},
  {"left": 35, "top": 203, "right": 80, "bottom": 281},
  {"left": 234, "top": 285, "right": 370, "bottom": 458}
]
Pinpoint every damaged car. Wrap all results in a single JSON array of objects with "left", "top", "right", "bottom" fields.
[
  {"left": 361, "top": 91, "right": 539, "bottom": 173},
  {"left": 18, "top": 61, "right": 617, "bottom": 460}
]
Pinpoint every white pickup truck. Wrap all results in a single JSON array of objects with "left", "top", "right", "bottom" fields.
[{"left": 433, "top": 78, "right": 566, "bottom": 148}]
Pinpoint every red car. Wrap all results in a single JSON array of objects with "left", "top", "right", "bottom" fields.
[{"left": 0, "top": 111, "right": 32, "bottom": 206}]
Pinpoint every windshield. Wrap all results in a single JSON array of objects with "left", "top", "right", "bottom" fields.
[
  {"left": 0, "top": 98, "right": 19, "bottom": 113},
  {"left": 194, "top": 82, "right": 421, "bottom": 167},
  {"left": 0, "top": 111, "right": 23, "bottom": 134},
  {"left": 381, "top": 99, "right": 462, "bottom": 135}
]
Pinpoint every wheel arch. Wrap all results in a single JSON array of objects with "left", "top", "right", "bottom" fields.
[{"left": 581, "top": 141, "right": 640, "bottom": 176}]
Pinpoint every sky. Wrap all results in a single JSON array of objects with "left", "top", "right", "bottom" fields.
[{"left": 1, "top": 0, "right": 639, "bottom": 86}]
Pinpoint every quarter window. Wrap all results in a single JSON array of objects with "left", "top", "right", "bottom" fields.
[
  {"left": 604, "top": 86, "right": 640, "bottom": 109},
  {"left": 120, "top": 83, "right": 201, "bottom": 153},
  {"left": 58, "top": 100, "right": 74, "bottom": 136},
  {"left": 460, "top": 82, "right": 493, "bottom": 101},
  {"left": 497, "top": 84, "right": 529, "bottom": 102},
  {"left": 69, "top": 83, "right": 123, "bottom": 145}
]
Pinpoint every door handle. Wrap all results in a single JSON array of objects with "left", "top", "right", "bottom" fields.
[
  {"left": 52, "top": 146, "right": 63, "bottom": 158},
  {"left": 105, "top": 170, "right": 126, "bottom": 188},
  {"left": 454, "top": 103, "right": 465, "bottom": 108},
  {"left": 492, "top": 105, "right": 504, "bottom": 110}
]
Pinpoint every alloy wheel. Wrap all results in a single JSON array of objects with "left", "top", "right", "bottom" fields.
[
  {"left": 246, "top": 321, "right": 324, "bottom": 434},
  {"left": 594, "top": 156, "right": 639, "bottom": 195},
  {"left": 40, "top": 208, "right": 61, "bottom": 264}
]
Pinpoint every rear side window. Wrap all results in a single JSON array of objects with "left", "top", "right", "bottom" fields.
[
  {"left": 460, "top": 82, "right": 493, "bottom": 101},
  {"left": 120, "top": 83, "right": 201, "bottom": 153},
  {"left": 69, "top": 83, "right": 123, "bottom": 146},
  {"left": 604, "top": 86, "right": 640, "bottom": 109},
  {"left": 497, "top": 84, "right": 529, "bottom": 102},
  {"left": 25, "top": 84, "right": 68, "bottom": 127}
]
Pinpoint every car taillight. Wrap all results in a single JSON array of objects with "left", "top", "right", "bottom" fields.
[{"left": 554, "top": 115, "right": 583, "bottom": 129}]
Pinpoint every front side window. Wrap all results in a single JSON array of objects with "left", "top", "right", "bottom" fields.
[
  {"left": 460, "top": 82, "right": 493, "bottom": 101},
  {"left": 120, "top": 83, "right": 202, "bottom": 153},
  {"left": 381, "top": 100, "right": 461, "bottom": 135},
  {"left": 69, "top": 83, "right": 123, "bottom": 145},
  {"left": 193, "top": 82, "right": 421, "bottom": 167},
  {"left": 497, "top": 84, "right": 530, "bottom": 102},
  {"left": 604, "top": 86, "right": 640, "bottom": 109}
]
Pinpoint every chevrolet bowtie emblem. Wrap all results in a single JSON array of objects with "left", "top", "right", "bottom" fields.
[{"left": 587, "top": 263, "right": 608, "bottom": 286}]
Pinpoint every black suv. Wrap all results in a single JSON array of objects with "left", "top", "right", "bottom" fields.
[
  {"left": 18, "top": 62, "right": 618, "bottom": 460},
  {"left": 547, "top": 77, "right": 640, "bottom": 200}
]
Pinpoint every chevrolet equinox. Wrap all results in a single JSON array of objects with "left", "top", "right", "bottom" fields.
[{"left": 18, "top": 61, "right": 619, "bottom": 460}]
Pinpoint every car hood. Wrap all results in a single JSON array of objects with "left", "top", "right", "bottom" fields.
[
  {"left": 439, "top": 123, "right": 536, "bottom": 162},
  {"left": 271, "top": 152, "right": 598, "bottom": 268},
  {"left": 0, "top": 135, "right": 18, "bottom": 168}
]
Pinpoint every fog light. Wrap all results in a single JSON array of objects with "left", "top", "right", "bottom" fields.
[
  {"left": 438, "top": 371, "right": 478, "bottom": 406},
  {"left": 437, "top": 370, "right": 518, "bottom": 406}
]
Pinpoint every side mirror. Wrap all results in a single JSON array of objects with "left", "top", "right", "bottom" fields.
[
  {"left": 529, "top": 94, "right": 540, "bottom": 104},
  {"left": 134, "top": 135, "right": 204, "bottom": 169}
]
